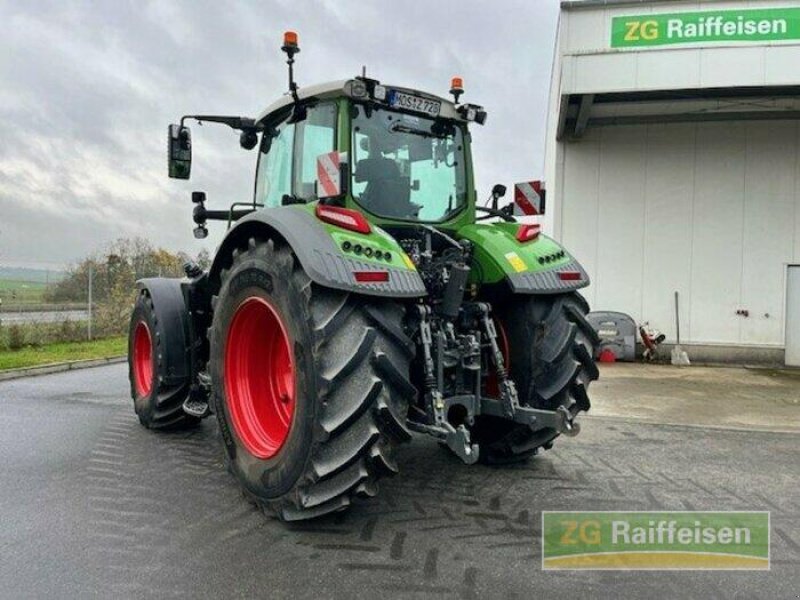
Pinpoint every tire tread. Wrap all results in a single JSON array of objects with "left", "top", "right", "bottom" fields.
[{"left": 212, "top": 239, "right": 414, "bottom": 521}]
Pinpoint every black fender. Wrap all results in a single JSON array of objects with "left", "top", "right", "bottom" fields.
[
  {"left": 135, "top": 277, "right": 191, "bottom": 383},
  {"left": 208, "top": 206, "right": 427, "bottom": 298}
]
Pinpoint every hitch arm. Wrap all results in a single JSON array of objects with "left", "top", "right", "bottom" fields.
[{"left": 480, "top": 400, "right": 580, "bottom": 437}]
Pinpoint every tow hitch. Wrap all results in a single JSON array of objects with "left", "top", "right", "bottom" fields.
[
  {"left": 406, "top": 301, "right": 582, "bottom": 464},
  {"left": 409, "top": 394, "right": 583, "bottom": 464},
  {"left": 480, "top": 400, "right": 581, "bottom": 437}
]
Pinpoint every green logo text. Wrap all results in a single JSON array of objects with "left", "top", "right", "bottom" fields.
[{"left": 611, "top": 8, "right": 800, "bottom": 47}]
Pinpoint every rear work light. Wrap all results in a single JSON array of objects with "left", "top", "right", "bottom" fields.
[
  {"left": 456, "top": 102, "right": 487, "bottom": 125},
  {"left": 516, "top": 224, "right": 541, "bottom": 243},
  {"left": 558, "top": 271, "right": 581, "bottom": 281},
  {"left": 353, "top": 271, "right": 390, "bottom": 283},
  {"left": 315, "top": 204, "right": 371, "bottom": 234}
]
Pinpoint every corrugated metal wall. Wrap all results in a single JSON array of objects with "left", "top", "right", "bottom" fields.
[{"left": 560, "top": 120, "right": 800, "bottom": 346}]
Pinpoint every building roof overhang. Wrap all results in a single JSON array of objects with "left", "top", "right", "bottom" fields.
[{"left": 557, "top": 85, "right": 800, "bottom": 139}]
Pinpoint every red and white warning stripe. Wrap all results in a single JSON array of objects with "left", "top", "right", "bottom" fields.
[
  {"left": 513, "top": 180, "right": 545, "bottom": 216},
  {"left": 317, "top": 151, "right": 347, "bottom": 198}
]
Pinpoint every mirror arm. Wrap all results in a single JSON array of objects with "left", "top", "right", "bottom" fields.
[
  {"left": 180, "top": 115, "right": 263, "bottom": 132},
  {"left": 195, "top": 207, "right": 255, "bottom": 222},
  {"left": 475, "top": 206, "right": 516, "bottom": 223}
]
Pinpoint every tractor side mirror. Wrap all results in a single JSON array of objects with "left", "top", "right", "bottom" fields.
[
  {"left": 316, "top": 151, "right": 348, "bottom": 200},
  {"left": 168, "top": 124, "right": 192, "bottom": 179},
  {"left": 490, "top": 184, "right": 507, "bottom": 210}
]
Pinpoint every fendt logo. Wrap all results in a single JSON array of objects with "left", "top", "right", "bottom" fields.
[{"left": 611, "top": 7, "right": 800, "bottom": 48}]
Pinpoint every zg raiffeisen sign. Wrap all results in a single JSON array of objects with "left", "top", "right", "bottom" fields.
[
  {"left": 542, "top": 511, "right": 770, "bottom": 570},
  {"left": 612, "top": 7, "right": 800, "bottom": 48}
]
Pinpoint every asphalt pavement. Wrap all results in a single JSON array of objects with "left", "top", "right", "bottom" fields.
[{"left": 0, "top": 364, "right": 798, "bottom": 599}]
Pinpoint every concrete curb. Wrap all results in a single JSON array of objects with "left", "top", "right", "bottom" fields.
[{"left": 0, "top": 355, "right": 126, "bottom": 382}]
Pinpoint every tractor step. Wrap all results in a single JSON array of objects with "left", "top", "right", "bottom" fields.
[{"left": 182, "top": 397, "right": 211, "bottom": 418}]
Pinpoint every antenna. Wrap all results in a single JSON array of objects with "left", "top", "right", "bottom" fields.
[{"left": 281, "top": 31, "right": 300, "bottom": 103}]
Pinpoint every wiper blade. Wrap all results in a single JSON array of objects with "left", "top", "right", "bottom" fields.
[{"left": 389, "top": 123, "right": 443, "bottom": 139}]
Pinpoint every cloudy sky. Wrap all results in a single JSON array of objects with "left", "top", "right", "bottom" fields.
[{"left": 0, "top": 0, "right": 559, "bottom": 269}]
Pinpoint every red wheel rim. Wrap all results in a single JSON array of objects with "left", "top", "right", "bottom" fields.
[
  {"left": 224, "top": 297, "right": 296, "bottom": 459},
  {"left": 133, "top": 322, "right": 153, "bottom": 397}
]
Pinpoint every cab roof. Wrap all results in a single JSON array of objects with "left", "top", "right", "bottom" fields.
[{"left": 255, "top": 79, "right": 464, "bottom": 125}]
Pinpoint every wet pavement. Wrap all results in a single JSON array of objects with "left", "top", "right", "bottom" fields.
[
  {"left": 0, "top": 363, "right": 798, "bottom": 599},
  {"left": 593, "top": 362, "right": 800, "bottom": 432}
]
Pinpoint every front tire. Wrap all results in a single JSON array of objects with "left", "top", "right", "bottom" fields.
[
  {"left": 473, "top": 292, "right": 600, "bottom": 463},
  {"left": 209, "top": 238, "right": 415, "bottom": 521}
]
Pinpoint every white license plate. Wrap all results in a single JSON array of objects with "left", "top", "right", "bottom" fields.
[{"left": 388, "top": 91, "right": 441, "bottom": 117}]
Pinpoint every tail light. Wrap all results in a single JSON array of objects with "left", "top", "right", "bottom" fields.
[
  {"left": 315, "top": 204, "right": 371, "bottom": 234},
  {"left": 516, "top": 224, "right": 541, "bottom": 243},
  {"left": 558, "top": 271, "right": 581, "bottom": 281},
  {"left": 353, "top": 271, "right": 389, "bottom": 283}
]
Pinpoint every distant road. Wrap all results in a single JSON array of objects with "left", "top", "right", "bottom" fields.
[{"left": 0, "top": 309, "right": 89, "bottom": 324}]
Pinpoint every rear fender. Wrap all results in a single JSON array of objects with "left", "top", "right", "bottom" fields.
[
  {"left": 135, "top": 278, "right": 190, "bottom": 383},
  {"left": 209, "top": 205, "right": 426, "bottom": 298},
  {"left": 458, "top": 223, "right": 590, "bottom": 294}
]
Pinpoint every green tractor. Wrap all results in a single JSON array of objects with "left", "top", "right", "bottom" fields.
[{"left": 128, "top": 32, "right": 599, "bottom": 521}]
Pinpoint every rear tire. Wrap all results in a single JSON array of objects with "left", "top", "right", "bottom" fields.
[
  {"left": 473, "top": 292, "right": 599, "bottom": 464},
  {"left": 127, "top": 291, "right": 198, "bottom": 429},
  {"left": 209, "top": 238, "right": 415, "bottom": 521}
]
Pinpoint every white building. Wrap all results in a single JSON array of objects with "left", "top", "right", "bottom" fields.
[{"left": 544, "top": 0, "right": 800, "bottom": 365}]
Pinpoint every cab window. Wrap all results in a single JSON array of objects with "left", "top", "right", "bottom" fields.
[
  {"left": 293, "top": 103, "right": 337, "bottom": 201},
  {"left": 351, "top": 104, "right": 466, "bottom": 222},
  {"left": 255, "top": 119, "right": 295, "bottom": 208}
]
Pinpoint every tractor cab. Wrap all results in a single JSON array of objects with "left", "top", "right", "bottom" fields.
[
  {"left": 251, "top": 78, "right": 482, "bottom": 228},
  {"left": 164, "top": 30, "right": 581, "bottom": 309},
  {"left": 168, "top": 32, "right": 494, "bottom": 240}
]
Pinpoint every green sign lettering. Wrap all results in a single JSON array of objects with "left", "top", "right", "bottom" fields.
[{"left": 611, "top": 7, "right": 800, "bottom": 47}]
